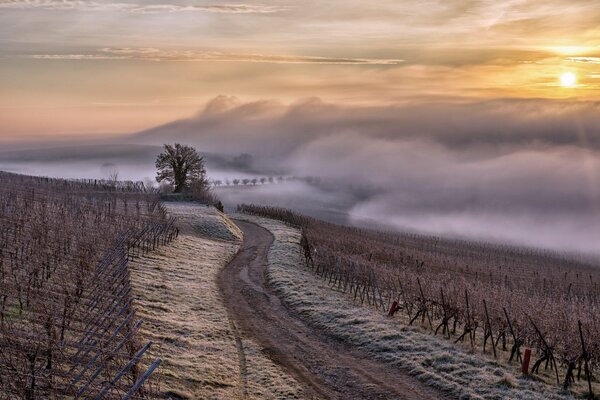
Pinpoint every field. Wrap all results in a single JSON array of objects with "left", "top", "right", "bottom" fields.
[
  {"left": 2, "top": 168, "right": 598, "bottom": 399},
  {"left": 128, "top": 202, "right": 304, "bottom": 399},
  {"left": 0, "top": 172, "right": 177, "bottom": 399},
  {"left": 238, "top": 204, "right": 600, "bottom": 399}
]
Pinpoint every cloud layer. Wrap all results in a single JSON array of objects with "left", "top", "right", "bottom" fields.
[
  {"left": 27, "top": 48, "right": 404, "bottom": 64},
  {"left": 0, "top": 1, "right": 285, "bottom": 13},
  {"left": 133, "top": 97, "right": 600, "bottom": 254}
]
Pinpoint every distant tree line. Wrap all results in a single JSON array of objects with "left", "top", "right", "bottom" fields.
[{"left": 211, "top": 175, "right": 321, "bottom": 187}]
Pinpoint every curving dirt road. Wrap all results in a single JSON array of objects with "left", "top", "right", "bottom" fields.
[{"left": 218, "top": 220, "right": 448, "bottom": 400}]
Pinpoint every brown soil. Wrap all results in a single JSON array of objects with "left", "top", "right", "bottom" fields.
[{"left": 218, "top": 220, "right": 449, "bottom": 400}]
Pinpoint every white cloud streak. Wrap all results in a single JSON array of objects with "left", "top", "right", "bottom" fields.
[
  {"left": 27, "top": 48, "right": 405, "bottom": 64},
  {"left": 0, "top": 0, "right": 286, "bottom": 13},
  {"left": 568, "top": 56, "right": 600, "bottom": 64}
]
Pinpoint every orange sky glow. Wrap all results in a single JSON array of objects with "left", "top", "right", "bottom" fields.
[{"left": 1, "top": 0, "right": 600, "bottom": 138}]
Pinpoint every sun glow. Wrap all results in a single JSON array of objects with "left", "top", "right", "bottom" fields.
[
  {"left": 560, "top": 72, "right": 577, "bottom": 87},
  {"left": 549, "top": 46, "right": 595, "bottom": 55}
]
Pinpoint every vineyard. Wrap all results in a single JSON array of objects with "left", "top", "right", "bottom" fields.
[
  {"left": 0, "top": 171, "right": 178, "bottom": 399},
  {"left": 239, "top": 204, "right": 600, "bottom": 398}
]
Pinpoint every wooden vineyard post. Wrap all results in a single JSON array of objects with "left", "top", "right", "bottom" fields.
[
  {"left": 455, "top": 290, "right": 474, "bottom": 348},
  {"left": 503, "top": 307, "right": 523, "bottom": 363},
  {"left": 416, "top": 278, "right": 433, "bottom": 329},
  {"left": 435, "top": 288, "right": 452, "bottom": 338},
  {"left": 397, "top": 276, "right": 413, "bottom": 321},
  {"left": 372, "top": 271, "right": 385, "bottom": 311},
  {"left": 465, "top": 290, "right": 472, "bottom": 346},
  {"left": 578, "top": 320, "right": 594, "bottom": 399},
  {"left": 529, "top": 316, "right": 559, "bottom": 385},
  {"left": 563, "top": 357, "right": 577, "bottom": 390},
  {"left": 483, "top": 299, "right": 497, "bottom": 358}
]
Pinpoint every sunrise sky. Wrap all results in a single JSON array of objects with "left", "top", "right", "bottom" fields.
[{"left": 1, "top": 0, "right": 600, "bottom": 138}]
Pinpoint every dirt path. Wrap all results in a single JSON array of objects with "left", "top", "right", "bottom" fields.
[
  {"left": 218, "top": 220, "right": 448, "bottom": 400},
  {"left": 130, "top": 204, "right": 304, "bottom": 399}
]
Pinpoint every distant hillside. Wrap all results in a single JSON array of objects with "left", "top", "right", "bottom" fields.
[{"left": 0, "top": 143, "right": 162, "bottom": 163}]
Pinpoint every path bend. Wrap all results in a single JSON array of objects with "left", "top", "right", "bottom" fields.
[{"left": 218, "top": 220, "right": 447, "bottom": 400}]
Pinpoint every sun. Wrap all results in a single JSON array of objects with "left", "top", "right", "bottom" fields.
[{"left": 560, "top": 72, "right": 577, "bottom": 87}]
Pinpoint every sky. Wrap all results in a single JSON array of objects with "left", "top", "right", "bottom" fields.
[
  {"left": 1, "top": 0, "right": 600, "bottom": 137},
  {"left": 2, "top": 1, "right": 600, "bottom": 255}
]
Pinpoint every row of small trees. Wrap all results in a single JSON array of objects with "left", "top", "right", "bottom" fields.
[
  {"left": 214, "top": 177, "right": 275, "bottom": 186},
  {"left": 212, "top": 176, "right": 320, "bottom": 187}
]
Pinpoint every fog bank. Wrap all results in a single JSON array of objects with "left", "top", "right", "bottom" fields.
[
  {"left": 138, "top": 97, "right": 600, "bottom": 255},
  {"left": 4, "top": 96, "right": 600, "bottom": 255}
]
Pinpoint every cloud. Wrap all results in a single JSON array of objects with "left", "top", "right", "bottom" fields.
[
  {"left": 128, "top": 97, "right": 600, "bottom": 254},
  {"left": 26, "top": 48, "right": 404, "bottom": 64},
  {"left": 29, "top": 54, "right": 129, "bottom": 60},
  {"left": 135, "top": 97, "right": 600, "bottom": 154},
  {"left": 568, "top": 57, "right": 600, "bottom": 64},
  {"left": 129, "top": 4, "right": 287, "bottom": 14},
  {"left": 0, "top": 0, "right": 287, "bottom": 13}
]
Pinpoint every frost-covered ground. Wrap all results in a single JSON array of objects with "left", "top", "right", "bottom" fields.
[
  {"left": 129, "top": 203, "right": 304, "bottom": 399},
  {"left": 234, "top": 213, "right": 577, "bottom": 400}
]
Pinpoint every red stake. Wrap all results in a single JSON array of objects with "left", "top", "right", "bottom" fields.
[
  {"left": 522, "top": 348, "right": 532, "bottom": 374},
  {"left": 388, "top": 300, "right": 400, "bottom": 317}
]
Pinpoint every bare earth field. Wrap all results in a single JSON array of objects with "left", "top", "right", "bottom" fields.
[{"left": 129, "top": 202, "right": 305, "bottom": 399}]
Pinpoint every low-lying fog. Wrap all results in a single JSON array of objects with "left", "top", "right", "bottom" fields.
[{"left": 3, "top": 96, "right": 600, "bottom": 256}]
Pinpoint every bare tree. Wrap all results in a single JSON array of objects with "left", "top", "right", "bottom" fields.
[
  {"left": 108, "top": 170, "right": 119, "bottom": 186},
  {"left": 101, "top": 163, "right": 119, "bottom": 186},
  {"left": 155, "top": 143, "right": 207, "bottom": 193}
]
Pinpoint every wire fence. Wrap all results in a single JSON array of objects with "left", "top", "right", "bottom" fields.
[{"left": 0, "top": 171, "right": 178, "bottom": 399}]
